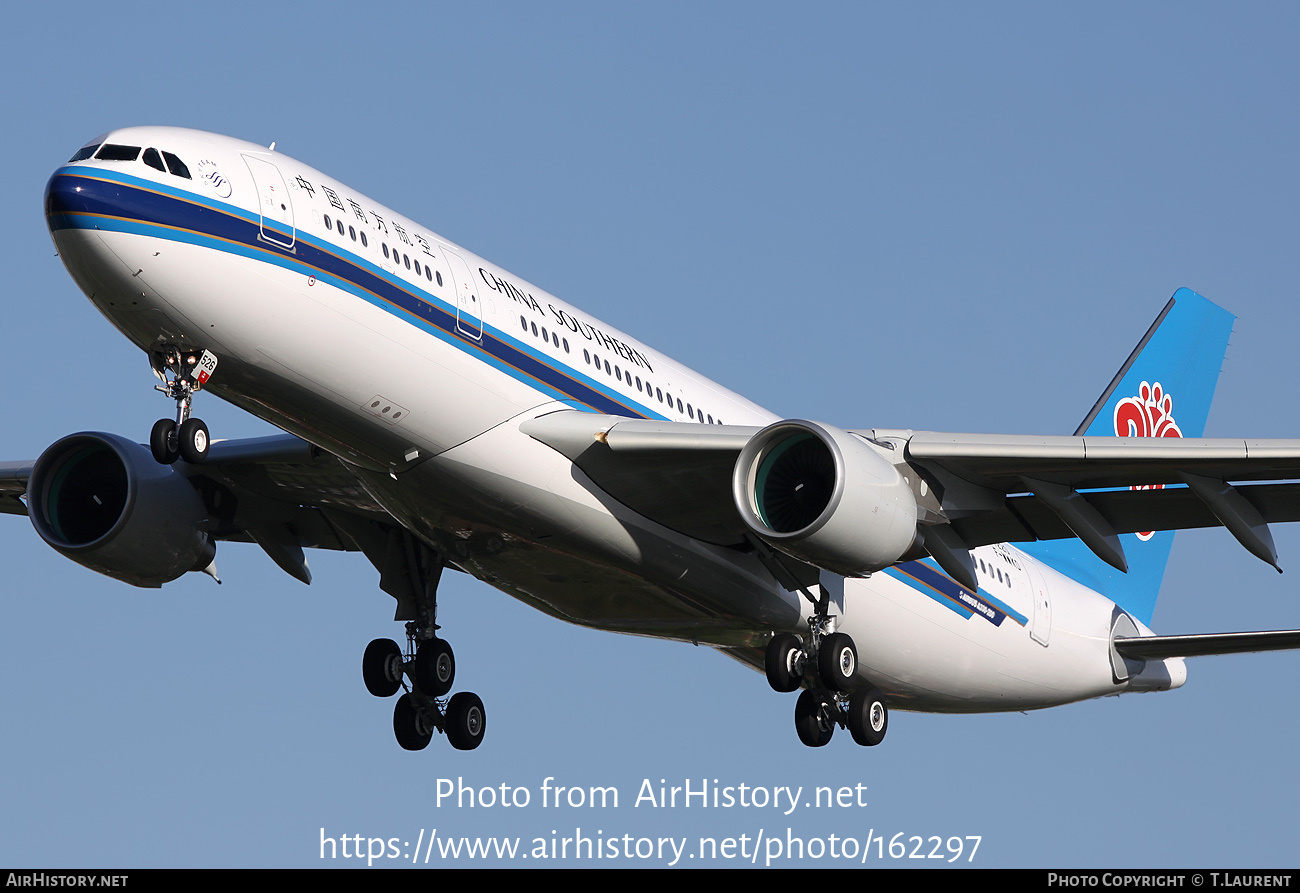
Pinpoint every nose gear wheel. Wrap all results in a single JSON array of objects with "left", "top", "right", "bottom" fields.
[{"left": 149, "top": 346, "right": 216, "bottom": 465}]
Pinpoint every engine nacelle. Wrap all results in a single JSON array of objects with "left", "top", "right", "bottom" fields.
[
  {"left": 733, "top": 420, "right": 918, "bottom": 577},
  {"left": 26, "top": 432, "right": 216, "bottom": 587}
]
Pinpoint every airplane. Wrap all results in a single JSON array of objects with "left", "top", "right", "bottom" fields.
[{"left": 7, "top": 124, "right": 1300, "bottom": 753}]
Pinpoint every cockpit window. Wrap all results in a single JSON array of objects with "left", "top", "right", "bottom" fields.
[
  {"left": 162, "top": 151, "right": 191, "bottom": 179},
  {"left": 95, "top": 144, "right": 141, "bottom": 162},
  {"left": 142, "top": 148, "right": 166, "bottom": 172},
  {"left": 68, "top": 143, "right": 101, "bottom": 163}
]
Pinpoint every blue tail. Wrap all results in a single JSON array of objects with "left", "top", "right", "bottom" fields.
[{"left": 1018, "top": 288, "right": 1235, "bottom": 625}]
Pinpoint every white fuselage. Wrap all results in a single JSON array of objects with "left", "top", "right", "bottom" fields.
[{"left": 45, "top": 126, "right": 1185, "bottom": 714}]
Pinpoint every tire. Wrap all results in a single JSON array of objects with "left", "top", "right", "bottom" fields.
[
  {"left": 414, "top": 638, "right": 455, "bottom": 696},
  {"left": 446, "top": 692, "right": 486, "bottom": 751},
  {"left": 765, "top": 633, "right": 803, "bottom": 693},
  {"left": 393, "top": 693, "right": 432, "bottom": 751},
  {"left": 178, "top": 417, "right": 210, "bottom": 464},
  {"left": 818, "top": 633, "right": 857, "bottom": 692},
  {"left": 150, "top": 418, "right": 179, "bottom": 465},
  {"left": 362, "top": 638, "right": 403, "bottom": 698},
  {"left": 794, "top": 689, "right": 834, "bottom": 747},
  {"left": 848, "top": 685, "right": 888, "bottom": 746}
]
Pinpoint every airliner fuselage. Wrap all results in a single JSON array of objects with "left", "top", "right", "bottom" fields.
[{"left": 33, "top": 126, "right": 1197, "bottom": 750}]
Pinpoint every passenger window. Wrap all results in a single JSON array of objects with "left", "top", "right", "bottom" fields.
[{"left": 142, "top": 148, "right": 166, "bottom": 172}]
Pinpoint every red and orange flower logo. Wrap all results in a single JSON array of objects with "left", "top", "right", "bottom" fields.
[{"left": 1113, "top": 381, "right": 1181, "bottom": 541}]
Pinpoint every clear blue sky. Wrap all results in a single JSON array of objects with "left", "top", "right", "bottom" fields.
[{"left": 3, "top": 1, "right": 1299, "bottom": 868}]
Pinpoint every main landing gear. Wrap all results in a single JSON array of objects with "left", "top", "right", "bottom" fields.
[
  {"left": 764, "top": 587, "right": 889, "bottom": 748},
  {"left": 360, "top": 543, "right": 485, "bottom": 751},
  {"left": 149, "top": 346, "right": 217, "bottom": 465}
]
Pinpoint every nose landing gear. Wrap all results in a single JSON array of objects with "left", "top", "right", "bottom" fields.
[{"left": 149, "top": 347, "right": 216, "bottom": 465}]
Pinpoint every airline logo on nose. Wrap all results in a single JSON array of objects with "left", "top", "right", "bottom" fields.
[
  {"left": 197, "top": 159, "right": 232, "bottom": 198},
  {"left": 1114, "top": 381, "right": 1181, "bottom": 541}
]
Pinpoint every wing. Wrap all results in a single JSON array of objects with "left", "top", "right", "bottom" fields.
[
  {"left": 0, "top": 461, "right": 31, "bottom": 516},
  {"left": 520, "top": 410, "right": 1300, "bottom": 591}
]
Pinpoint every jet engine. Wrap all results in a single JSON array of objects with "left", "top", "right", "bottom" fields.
[
  {"left": 26, "top": 432, "right": 216, "bottom": 587},
  {"left": 732, "top": 420, "right": 918, "bottom": 577}
]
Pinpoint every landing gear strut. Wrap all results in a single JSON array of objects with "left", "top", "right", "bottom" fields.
[
  {"left": 360, "top": 536, "right": 486, "bottom": 751},
  {"left": 764, "top": 583, "right": 889, "bottom": 748},
  {"left": 149, "top": 346, "right": 217, "bottom": 465}
]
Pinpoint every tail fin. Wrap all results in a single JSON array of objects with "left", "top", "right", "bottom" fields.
[{"left": 1018, "top": 288, "right": 1235, "bottom": 625}]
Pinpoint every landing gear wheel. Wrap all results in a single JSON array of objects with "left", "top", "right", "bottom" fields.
[
  {"left": 446, "top": 692, "right": 486, "bottom": 751},
  {"left": 178, "top": 417, "right": 209, "bottom": 464},
  {"left": 765, "top": 633, "right": 803, "bottom": 693},
  {"left": 150, "top": 419, "right": 179, "bottom": 465},
  {"left": 393, "top": 693, "right": 433, "bottom": 751},
  {"left": 414, "top": 638, "right": 455, "bottom": 697},
  {"left": 818, "top": 632, "right": 858, "bottom": 692},
  {"left": 362, "top": 638, "right": 403, "bottom": 698},
  {"left": 848, "top": 685, "right": 888, "bottom": 746},
  {"left": 794, "top": 690, "right": 835, "bottom": 747}
]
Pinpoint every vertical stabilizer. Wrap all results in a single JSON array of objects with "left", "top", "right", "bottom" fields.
[{"left": 1019, "top": 288, "right": 1235, "bottom": 625}]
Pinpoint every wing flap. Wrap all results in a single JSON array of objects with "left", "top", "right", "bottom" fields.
[{"left": 950, "top": 482, "right": 1300, "bottom": 548}]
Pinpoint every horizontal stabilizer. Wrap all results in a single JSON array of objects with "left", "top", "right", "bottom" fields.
[{"left": 1115, "top": 629, "right": 1300, "bottom": 659}]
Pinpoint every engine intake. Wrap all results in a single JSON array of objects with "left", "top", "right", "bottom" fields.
[
  {"left": 733, "top": 420, "right": 918, "bottom": 576},
  {"left": 27, "top": 432, "right": 216, "bottom": 587}
]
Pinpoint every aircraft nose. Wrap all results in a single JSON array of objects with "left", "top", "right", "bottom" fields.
[
  {"left": 45, "top": 170, "right": 100, "bottom": 233},
  {"left": 45, "top": 167, "right": 136, "bottom": 238},
  {"left": 46, "top": 171, "right": 79, "bottom": 216}
]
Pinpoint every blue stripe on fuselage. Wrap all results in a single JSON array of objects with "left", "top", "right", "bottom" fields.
[
  {"left": 884, "top": 560, "right": 1027, "bottom": 627},
  {"left": 45, "top": 167, "right": 666, "bottom": 421}
]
